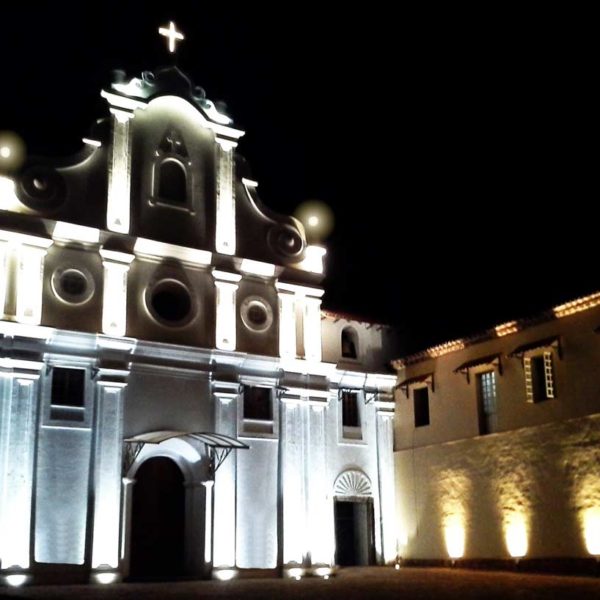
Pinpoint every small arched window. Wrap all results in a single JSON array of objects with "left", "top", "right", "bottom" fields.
[
  {"left": 158, "top": 159, "right": 187, "bottom": 205},
  {"left": 341, "top": 327, "right": 359, "bottom": 359},
  {"left": 152, "top": 128, "right": 191, "bottom": 210}
]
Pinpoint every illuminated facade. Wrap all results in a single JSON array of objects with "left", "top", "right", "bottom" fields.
[
  {"left": 0, "top": 49, "right": 396, "bottom": 584},
  {"left": 393, "top": 293, "right": 600, "bottom": 567}
]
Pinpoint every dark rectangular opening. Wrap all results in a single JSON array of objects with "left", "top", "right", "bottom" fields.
[
  {"left": 476, "top": 370, "right": 497, "bottom": 435},
  {"left": 342, "top": 391, "right": 360, "bottom": 428},
  {"left": 413, "top": 387, "right": 430, "bottom": 427},
  {"left": 243, "top": 386, "right": 272, "bottom": 421},
  {"left": 334, "top": 499, "right": 375, "bottom": 566},
  {"left": 51, "top": 367, "right": 85, "bottom": 408},
  {"left": 531, "top": 355, "right": 548, "bottom": 401}
]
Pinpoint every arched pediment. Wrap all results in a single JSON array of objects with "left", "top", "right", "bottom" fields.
[{"left": 333, "top": 469, "right": 372, "bottom": 498}]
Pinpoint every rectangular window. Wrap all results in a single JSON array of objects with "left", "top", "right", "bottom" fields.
[
  {"left": 51, "top": 367, "right": 85, "bottom": 408},
  {"left": 413, "top": 387, "right": 430, "bottom": 427},
  {"left": 476, "top": 371, "right": 497, "bottom": 434},
  {"left": 524, "top": 352, "right": 555, "bottom": 403},
  {"left": 342, "top": 391, "right": 360, "bottom": 427},
  {"left": 243, "top": 386, "right": 273, "bottom": 421},
  {"left": 49, "top": 367, "right": 86, "bottom": 422}
]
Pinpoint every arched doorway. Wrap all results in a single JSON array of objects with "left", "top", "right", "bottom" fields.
[{"left": 130, "top": 457, "right": 185, "bottom": 579}]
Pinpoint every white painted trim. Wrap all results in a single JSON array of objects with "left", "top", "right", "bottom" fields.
[
  {"left": 134, "top": 238, "right": 211, "bottom": 267},
  {"left": 99, "top": 250, "right": 135, "bottom": 265},
  {"left": 52, "top": 222, "right": 100, "bottom": 245},
  {"left": 239, "top": 259, "right": 276, "bottom": 278},
  {"left": 212, "top": 270, "right": 242, "bottom": 283},
  {"left": 275, "top": 282, "right": 325, "bottom": 298}
]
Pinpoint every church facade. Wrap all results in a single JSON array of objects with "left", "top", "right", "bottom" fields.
[{"left": 0, "top": 33, "right": 397, "bottom": 585}]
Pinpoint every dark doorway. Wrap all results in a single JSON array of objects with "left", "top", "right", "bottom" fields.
[
  {"left": 334, "top": 498, "right": 375, "bottom": 566},
  {"left": 130, "top": 457, "right": 185, "bottom": 579}
]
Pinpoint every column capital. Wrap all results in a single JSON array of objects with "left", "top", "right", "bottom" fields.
[
  {"left": 275, "top": 282, "right": 324, "bottom": 298},
  {"left": 0, "top": 356, "right": 43, "bottom": 377},
  {"left": 109, "top": 107, "right": 135, "bottom": 123},
  {"left": 212, "top": 379, "right": 240, "bottom": 405},
  {"left": 212, "top": 269, "right": 242, "bottom": 284},
  {"left": 215, "top": 137, "right": 238, "bottom": 152},
  {"left": 99, "top": 249, "right": 135, "bottom": 266}
]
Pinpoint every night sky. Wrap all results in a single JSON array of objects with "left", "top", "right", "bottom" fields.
[{"left": 0, "top": 4, "right": 595, "bottom": 355}]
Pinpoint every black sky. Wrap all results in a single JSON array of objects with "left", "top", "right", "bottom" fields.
[{"left": 0, "top": 4, "right": 596, "bottom": 355}]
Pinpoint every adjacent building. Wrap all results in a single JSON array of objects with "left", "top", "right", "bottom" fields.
[{"left": 393, "top": 293, "right": 600, "bottom": 567}]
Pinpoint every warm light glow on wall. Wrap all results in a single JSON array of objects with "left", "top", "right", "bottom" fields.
[
  {"left": 213, "top": 271, "right": 241, "bottom": 351},
  {"left": 397, "top": 526, "right": 408, "bottom": 550},
  {"left": 107, "top": 109, "right": 132, "bottom": 234},
  {"left": 495, "top": 321, "right": 518, "bottom": 337},
  {"left": 553, "top": 292, "right": 600, "bottom": 319},
  {"left": 582, "top": 507, "right": 600, "bottom": 555},
  {"left": 444, "top": 516, "right": 465, "bottom": 559},
  {"left": 428, "top": 339, "right": 465, "bottom": 358},
  {"left": 494, "top": 459, "right": 531, "bottom": 559},
  {"left": 298, "top": 245, "right": 326, "bottom": 274},
  {"left": 437, "top": 469, "right": 469, "bottom": 560},
  {"left": 216, "top": 140, "right": 236, "bottom": 255},
  {"left": 572, "top": 472, "right": 600, "bottom": 556},
  {"left": 504, "top": 515, "right": 528, "bottom": 558},
  {"left": 100, "top": 250, "right": 134, "bottom": 336}
]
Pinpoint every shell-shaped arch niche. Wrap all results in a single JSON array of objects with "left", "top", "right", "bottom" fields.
[{"left": 333, "top": 469, "right": 372, "bottom": 498}]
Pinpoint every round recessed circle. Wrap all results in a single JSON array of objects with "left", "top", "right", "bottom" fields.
[
  {"left": 17, "top": 165, "right": 67, "bottom": 211},
  {"left": 51, "top": 267, "right": 95, "bottom": 305},
  {"left": 147, "top": 279, "right": 194, "bottom": 326},
  {"left": 268, "top": 224, "right": 305, "bottom": 260},
  {"left": 241, "top": 296, "right": 273, "bottom": 332}
]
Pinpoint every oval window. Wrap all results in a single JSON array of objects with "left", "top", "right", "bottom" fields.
[
  {"left": 147, "top": 279, "right": 194, "bottom": 326},
  {"left": 241, "top": 296, "right": 273, "bottom": 332},
  {"left": 51, "top": 267, "right": 95, "bottom": 305}
]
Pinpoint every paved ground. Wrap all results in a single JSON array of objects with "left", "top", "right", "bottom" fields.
[{"left": 2, "top": 567, "right": 600, "bottom": 600}]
